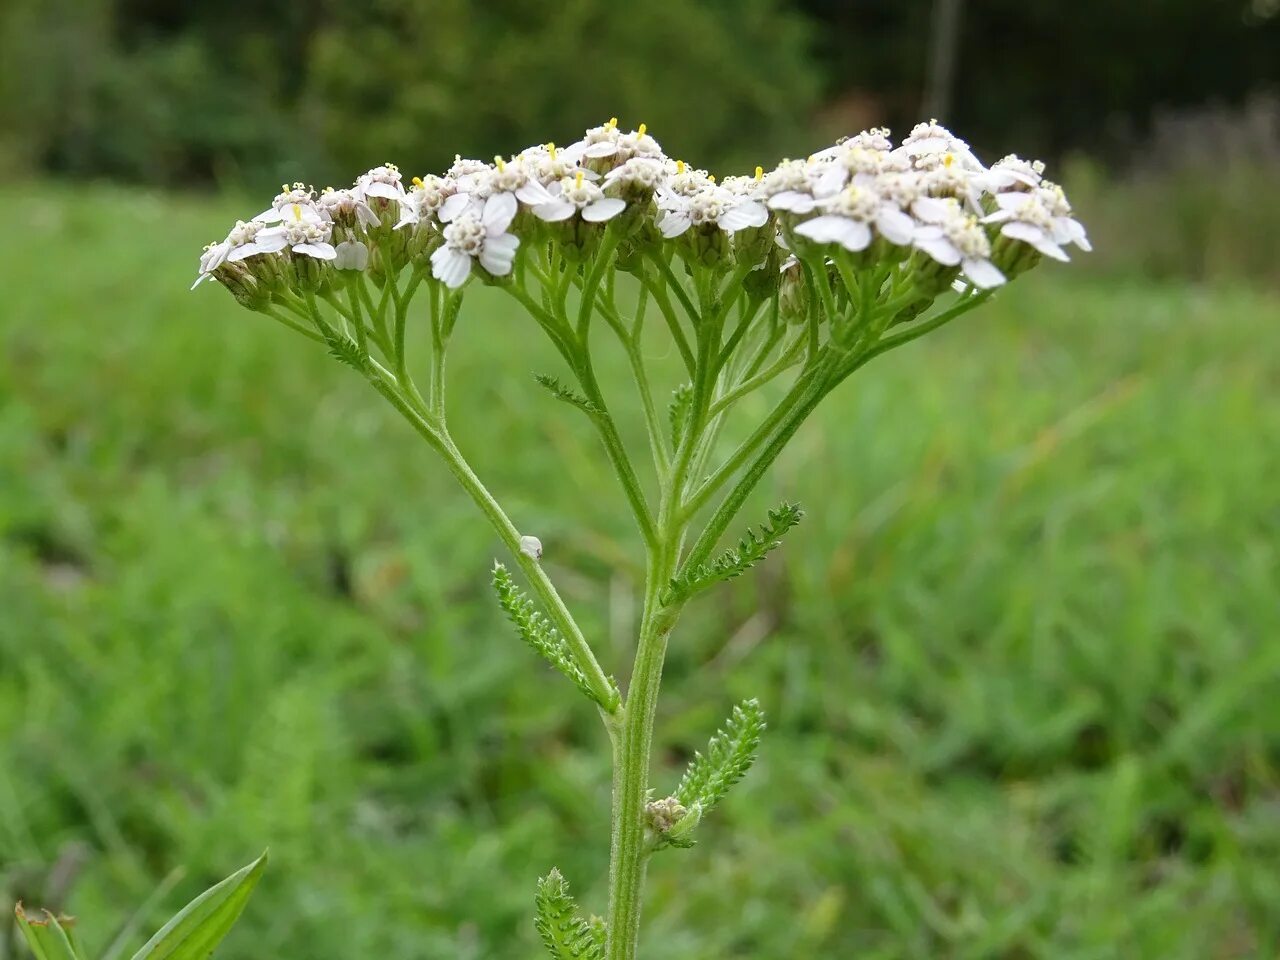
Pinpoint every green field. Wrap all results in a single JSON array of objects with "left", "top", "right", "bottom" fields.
[{"left": 1, "top": 184, "right": 1277, "bottom": 959}]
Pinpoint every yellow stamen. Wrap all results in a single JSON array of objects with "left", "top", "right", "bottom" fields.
[
  {"left": 547, "top": 142, "right": 557, "bottom": 158},
  {"left": 638, "top": 123, "right": 647, "bottom": 136},
  {"left": 708, "top": 174, "right": 716, "bottom": 183},
  {"left": 608, "top": 117, "right": 618, "bottom": 128},
  {"left": 495, "top": 155, "right": 506, "bottom": 171},
  {"left": 676, "top": 160, "right": 686, "bottom": 175},
  {"left": 412, "top": 176, "right": 425, "bottom": 189},
  {"left": 291, "top": 203, "right": 301, "bottom": 219},
  {"left": 575, "top": 171, "right": 584, "bottom": 189},
  {"left": 754, "top": 165, "right": 763, "bottom": 180}
]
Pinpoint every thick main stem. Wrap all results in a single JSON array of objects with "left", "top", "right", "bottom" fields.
[{"left": 605, "top": 540, "right": 680, "bottom": 960}]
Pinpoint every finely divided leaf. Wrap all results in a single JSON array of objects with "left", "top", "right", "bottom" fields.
[
  {"left": 676, "top": 699, "right": 766, "bottom": 814},
  {"left": 534, "top": 374, "right": 600, "bottom": 415},
  {"left": 129, "top": 852, "right": 267, "bottom": 960},
  {"left": 534, "top": 869, "right": 604, "bottom": 960},
  {"left": 324, "top": 332, "right": 372, "bottom": 375},
  {"left": 663, "top": 502, "right": 803, "bottom": 604},
  {"left": 493, "top": 563, "right": 616, "bottom": 709}
]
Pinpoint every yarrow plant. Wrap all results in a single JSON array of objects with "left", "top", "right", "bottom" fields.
[{"left": 181, "top": 118, "right": 1089, "bottom": 959}]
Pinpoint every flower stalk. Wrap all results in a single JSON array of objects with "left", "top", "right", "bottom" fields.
[{"left": 192, "top": 118, "right": 1087, "bottom": 958}]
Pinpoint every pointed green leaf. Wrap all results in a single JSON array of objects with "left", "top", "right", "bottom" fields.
[
  {"left": 14, "top": 906, "right": 85, "bottom": 960},
  {"left": 130, "top": 852, "right": 267, "bottom": 960}
]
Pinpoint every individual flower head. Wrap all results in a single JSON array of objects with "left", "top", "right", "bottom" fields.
[
  {"left": 982, "top": 155, "right": 1046, "bottom": 193},
  {"left": 353, "top": 163, "right": 407, "bottom": 202},
  {"left": 897, "top": 120, "right": 984, "bottom": 171},
  {"left": 482, "top": 155, "right": 556, "bottom": 207},
  {"left": 912, "top": 202, "right": 1006, "bottom": 288},
  {"left": 395, "top": 174, "right": 458, "bottom": 230},
  {"left": 912, "top": 154, "right": 985, "bottom": 221},
  {"left": 534, "top": 172, "right": 627, "bottom": 223},
  {"left": 429, "top": 195, "right": 520, "bottom": 288},
  {"left": 519, "top": 142, "right": 597, "bottom": 189},
  {"left": 611, "top": 123, "right": 665, "bottom": 164},
  {"left": 259, "top": 204, "right": 338, "bottom": 261},
  {"left": 317, "top": 187, "right": 379, "bottom": 229},
  {"left": 253, "top": 183, "right": 322, "bottom": 225},
  {"left": 561, "top": 117, "right": 623, "bottom": 163},
  {"left": 191, "top": 219, "right": 282, "bottom": 288},
  {"left": 762, "top": 159, "right": 823, "bottom": 214},
  {"left": 793, "top": 183, "right": 915, "bottom": 252},
  {"left": 981, "top": 186, "right": 1088, "bottom": 261},
  {"left": 603, "top": 156, "right": 676, "bottom": 201},
  {"left": 657, "top": 180, "right": 768, "bottom": 238}
]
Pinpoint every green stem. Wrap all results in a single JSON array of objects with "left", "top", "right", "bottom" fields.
[{"left": 371, "top": 371, "right": 620, "bottom": 717}]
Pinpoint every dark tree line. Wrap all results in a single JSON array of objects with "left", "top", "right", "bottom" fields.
[{"left": 0, "top": 0, "right": 1274, "bottom": 190}]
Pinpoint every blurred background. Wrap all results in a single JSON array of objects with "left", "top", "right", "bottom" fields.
[{"left": 1, "top": 2, "right": 1277, "bottom": 959}]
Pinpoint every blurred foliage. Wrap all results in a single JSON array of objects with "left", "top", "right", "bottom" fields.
[
  {"left": 1067, "top": 97, "right": 1280, "bottom": 289},
  {"left": 1, "top": 185, "right": 1277, "bottom": 958},
  {"left": 2, "top": 0, "right": 1279, "bottom": 190},
  {"left": 801, "top": 0, "right": 1280, "bottom": 160},
  {"left": 0, "top": 0, "right": 818, "bottom": 190}
]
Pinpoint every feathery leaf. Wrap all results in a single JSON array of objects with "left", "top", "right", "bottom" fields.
[
  {"left": 663, "top": 502, "right": 803, "bottom": 604},
  {"left": 534, "top": 869, "right": 604, "bottom": 960},
  {"left": 676, "top": 698, "right": 766, "bottom": 814},
  {"left": 535, "top": 374, "right": 600, "bottom": 415},
  {"left": 493, "top": 563, "right": 617, "bottom": 709}
]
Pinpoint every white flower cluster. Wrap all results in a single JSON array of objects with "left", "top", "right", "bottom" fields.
[{"left": 194, "top": 119, "right": 1088, "bottom": 297}]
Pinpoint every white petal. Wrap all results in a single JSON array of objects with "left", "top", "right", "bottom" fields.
[
  {"left": 357, "top": 202, "right": 381, "bottom": 228},
  {"left": 584, "top": 141, "right": 617, "bottom": 158},
  {"left": 294, "top": 242, "right": 337, "bottom": 261},
  {"left": 875, "top": 207, "right": 916, "bottom": 245},
  {"left": 962, "top": 257, "right": 1006, "bottom": 288},
  {"left": 718, "top": 199, "right": 768, "bottom": 232},
  {"left": 767, "top": 191, "right": 816, "bottom": 213},
  {"left": 254, "top": 232, "right": 288, "bottom": 254},
  {"left": 431, "top": 246, "right": 472, "bottom": 288},
  {"left": 226, "top": 244, "right": 258, "bottom": 262},
  {"left": 534, "top": 200, "right": 575, "bottom": 222},
  {"left": 1001, "top": 222, "right": 1069, "bottom": 261},
  {"left": 794, "top": 215, "right": 871, "bottom": 252},
  {"left": 253, "top": 208, "right": 283, "bottom": 223},
  {"left": 190, "top": 273, "right": 210, "bottom": 290},
  {"left": 438, "top": 193, "right": 472, "bottom": 223},
  {"left": 582, "top": 198, "right": 626, "bottom": 223},
  {"left": 479, "top": 238, "right": 518, "bottom": 275},
  {"left": 515, "top": 181, "right": 555, "bottom": 205},
  {"left": 916, "top": 236, "right": 961, "bottom": 265},
  {"left": 658, "top": 211, "right": 692, "bottom": 238},
  {"left": 363, "top": 182, "right": 403, "bottom": 201},
  {"left": 995, "top": 192, "right": 1032, "bottom": 212},
  {"left": 482, "top": 192, "right": 518, "bottom": 234},
  {"left": 911, "top": 196, "right": 955, "bottom": 224},
  {"left": 334, "top": 240, "right": 369, "bottom": 270}
]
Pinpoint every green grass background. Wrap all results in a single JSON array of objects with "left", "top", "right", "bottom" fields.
[{"left": 1, "top": 184, "right": 1277, "bottom": 959}]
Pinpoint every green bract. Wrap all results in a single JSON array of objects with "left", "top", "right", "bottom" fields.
[{"left": 188, "top": 119, "right": 1087, "bottom": 959}]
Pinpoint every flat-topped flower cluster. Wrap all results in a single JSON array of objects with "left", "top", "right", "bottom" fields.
[{"left": 193, "top": 119, "right": 1088, "bottom": 304}]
